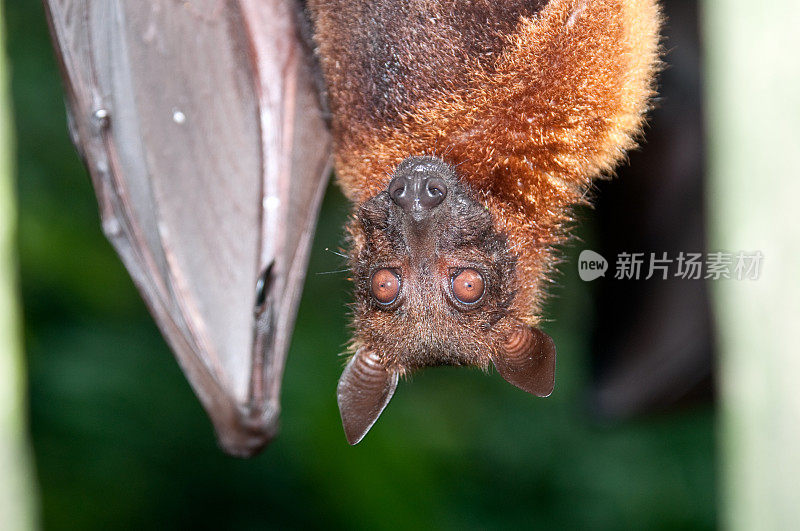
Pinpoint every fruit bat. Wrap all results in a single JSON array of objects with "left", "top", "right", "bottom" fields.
[{"left": 43, "top": 0, "right": 661, "bottom": 453}]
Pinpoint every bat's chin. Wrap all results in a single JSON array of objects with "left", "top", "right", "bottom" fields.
[{"left": 382, "top": 342, "right": 491, "bottom": 373}]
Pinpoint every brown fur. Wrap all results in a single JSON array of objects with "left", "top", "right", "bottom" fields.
[
  {"left": 347, "top": 157, "right": 519, "bottom": 372},
  {"left": 308, "top": 0, "right": 661, "bottom": 371}
]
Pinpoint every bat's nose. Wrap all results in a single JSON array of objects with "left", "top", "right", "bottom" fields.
[{"left": 388, "top": 161, "right": 448, "bottom": 213}]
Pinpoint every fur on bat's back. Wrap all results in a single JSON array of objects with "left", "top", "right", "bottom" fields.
[
  {"left": 310, "top": 0, "right": 659, "bottom": 207},
  {"left": 308, "top": 0, "right": 548, "bottom": 126},
  {"left": 309, "top": 0, "right": 660, "bottom": 320}
]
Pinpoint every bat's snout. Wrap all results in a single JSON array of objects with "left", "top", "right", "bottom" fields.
[{"left": 388, "top": 160, "right": 448, "bottom": 214}]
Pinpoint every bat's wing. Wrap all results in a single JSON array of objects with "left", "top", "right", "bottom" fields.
[{"left": 43, "top": 0, "right": 331, "bottom": 456}]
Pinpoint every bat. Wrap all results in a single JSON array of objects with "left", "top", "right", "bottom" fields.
[
  {"left": 44, "top": 0, "right": 661, "bottom": 453},
  {"left": 309, "top": 0, "right": 661, "bottom": 444}
]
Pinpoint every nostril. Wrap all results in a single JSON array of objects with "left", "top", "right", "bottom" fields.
[
  {"left": 388, "top": 175, "right": 412, "bottom": 210},
  {"left": 427, "top": 177, "right": 446, "bottom": 197},
  {"left": 420, "top": 176, "right": 447, "bottom": 209}
]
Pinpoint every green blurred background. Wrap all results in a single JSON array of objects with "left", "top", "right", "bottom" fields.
[{"left": 8, "top": 0, "right": 714, "bottom": 529}]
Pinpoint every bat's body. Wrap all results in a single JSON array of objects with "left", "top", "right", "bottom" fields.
[
  {"left": 44, "top": 0, "right": 660, "bottom": 452},
  {"left": 308, "top": 0, "right": 661, "bottom": 443}
]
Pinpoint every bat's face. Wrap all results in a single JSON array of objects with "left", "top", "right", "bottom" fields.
[
  {"left": 349, "top": 156, "right": 516, "bottom": 371},
  {"left": 338, "top": 156, "right": 556, "bottom": 444}
]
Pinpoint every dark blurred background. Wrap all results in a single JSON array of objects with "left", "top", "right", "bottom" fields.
[{"left": 9, "top": 0, "right": 715, "bottom": 529}]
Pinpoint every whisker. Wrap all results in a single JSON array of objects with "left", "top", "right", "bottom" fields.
[
  {"left": 325, "top": 247, "right": 348, "bottom": 259},
  {"left": 316, "top": 268, "right": 351, "bottom": 276}
]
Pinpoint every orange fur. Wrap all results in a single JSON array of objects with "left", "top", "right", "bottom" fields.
[{"left": 321, "top": 0, "right": 661, "bottom": 324}]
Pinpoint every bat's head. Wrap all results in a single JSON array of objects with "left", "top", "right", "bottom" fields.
[{"left": 339, "top": 156, "right": 555, "bottom": 444}]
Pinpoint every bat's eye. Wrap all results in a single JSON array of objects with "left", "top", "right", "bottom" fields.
[
  {"left": 371, "top": 268, "right": 401, "bottom": 305},
  {"left": 451, "top": 268, "right": 485, "bottom": 305}
]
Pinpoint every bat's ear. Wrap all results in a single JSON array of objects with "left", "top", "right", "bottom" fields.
[
  {"left": 492, "top": 326, "right": 556, "bottom": 397},
  {"left": 337, "top": 348, "right": 399, "bottom": 445}
]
